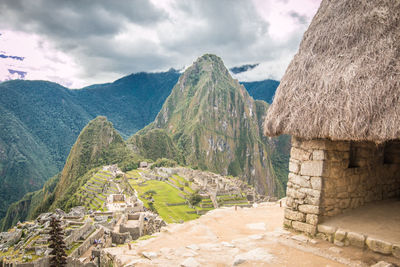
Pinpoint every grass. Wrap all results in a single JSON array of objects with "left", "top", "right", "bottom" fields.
[
  {"left": 66, "top": 241, "right": 82, "bottom": 255},
  {"left": 129, "top": 180, "right": 200, "bottom": 223}
]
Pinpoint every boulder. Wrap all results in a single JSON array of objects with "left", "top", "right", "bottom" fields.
[
  {"left": 366, "top": 237, "right": 392, "bottom": 255},
  {"left": 181, "top": 257, "right": 200, "bottom": 267}
]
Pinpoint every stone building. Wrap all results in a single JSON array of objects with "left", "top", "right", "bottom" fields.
[{"left": 263, "top": 0, "right": 400, "bottom": 250}]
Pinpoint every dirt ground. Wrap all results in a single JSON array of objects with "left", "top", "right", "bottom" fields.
[
  {"left": 104, "top": 202, "right": 400, "bottom": 267},
  {"left": 321, "top": 199, "right": 400, "bottom": 244}
]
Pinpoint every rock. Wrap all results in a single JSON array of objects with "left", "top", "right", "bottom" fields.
[
  {"left": 346, "top": 232, "right": 365, "bottom": 248},
  {"left": 233, "top": 248, "right": 273, "bottom": 266},
  {"left": 292, "top": 221, "right": 316, "bottom": 235},
  {"left": 284, "top": 210, "right": 305, "bottom": 221},
  {"left": 186, "top": 244, "right": 200, "bottom": 251},
  {"left": 142, "top": 251, "right": 158, "bottom": 259},
  {"left": 289, "top": 161, "right": 300, "bottom": 174},
  {"left": 312, "top": 150, "right": 325, "bottom": 161},
  {"left": 317, "top": 224, "right": 336, "bottom": 235},
  {"left": 392, "top": 243, "right": 400, "bottom": 259},
  {"left": 182, "top": 251, "right": 198, "bottom": 257},
  {"left": 4, "top": 229, "right": 23, "bottom": 247},
  {"left": 36, "top": 212, "right": 53, "bottom": 223},
  {"left": 246, "top": 223, "right": 266, "bottom": 230},
  {"left": 35, "top": 247, "right": 45, "bottom": 256},
  {"left": 298, "top": 205, "right": 320, "bottom": 215},
  {"left": 67, "top": 206, "right": 86, "bottom": 217},
  {"left": 55, "top": 208, "right": 66, "bottom": 217},
  {"left": 233, "top": 257, "right": 246, "bottom": 266},
  {"left": 334, "top": 240, "right": 344, "bottom": 247},
  {"left": 181, "top": 257, "right": 200, "bottom": 267},
  {"left": 221, "top": 241, "right": 235, "bottom": 248},
  {"left": 310, "top": 177, "right": 322, "bottom": 190},
  {"left": 94, "top": 215, "right": 108, "bottom": 222},
  {"left": 370, "top": 261, "right": 395, "bottom": 267},
  {"left": 290, "top": 235, "right": 308, "bottom": 243},
  {"left": 300, "top": 161, "right": 324, "bottom": 177},
  {"left": 159, "top": 247, "right": 173, "bottom": 254},
  {"left": 366, "top": 237, "right": 392, "bottom": 255},
  {"left": 309, "top": 239, "right": 318, "bottom": 244},
  {"left": 306, "top": 214, "right": 318, "bottom": 225},
  {"left": 328, "top": 247, "right": 342, "bottom": 254},
  {"left": 334, "top": 229, "right": 346, "bottom": 242},
  {"left": 248, "top": 234, "right": 264, "bottom": 240}
]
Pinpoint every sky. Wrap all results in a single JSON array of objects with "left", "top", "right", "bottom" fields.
[{"left": 0, "top": 0, "right": 321, "bottom": 88}]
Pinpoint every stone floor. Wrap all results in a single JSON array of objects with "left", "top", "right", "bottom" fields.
[
  {"left": 103, "top": 202, "right": 400, "bottom": 266},
  {"left": 321, "top": 199, "right": 400, "bottom": 244}
]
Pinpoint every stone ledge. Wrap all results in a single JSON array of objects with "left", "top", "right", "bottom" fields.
[{"left": 315, "top": 224, "right": 399, "bottom": 259}]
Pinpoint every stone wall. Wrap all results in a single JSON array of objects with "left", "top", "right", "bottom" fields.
[
  {"left": 69, "top": 228, "right": 104, "bottom": 258},
  {"left": 285, "top": 137, "right": 400, "bottom": 235},
  {"left": 65, "top": 220, "right": 93, "bottom": 245}
]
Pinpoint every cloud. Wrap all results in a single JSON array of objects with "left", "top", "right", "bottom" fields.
[{"left": 0, "top": 0, "right": 321, "bottom": 87}]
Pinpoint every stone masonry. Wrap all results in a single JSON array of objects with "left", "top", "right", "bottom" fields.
[{"left": 285, "top": 137, "right": 400, "bottom": 235}]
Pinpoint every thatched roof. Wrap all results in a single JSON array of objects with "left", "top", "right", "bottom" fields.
[{"left": 264, "top": 0, "right": 400, "bottom": 143}]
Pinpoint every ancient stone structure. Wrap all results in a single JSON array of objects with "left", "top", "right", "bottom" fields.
[
  {"left": 285, "top": 138, "right": 400, "bottom": 235},
  {"left": 262, "top": 0, "right": 400, "bottom": 258}
]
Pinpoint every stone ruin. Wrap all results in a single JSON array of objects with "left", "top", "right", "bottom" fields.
[
  {"left": 171, "top": 167, "right": 259, "bottom": 200},
  {"left": 111, "top": 212, "right": 166, "bottom": 245},
  {"left": 0, "top": 205, "right": 166, "bottom": 266},
  {"left": 284, "top": 137, "right": 400, "bottom": 259},
  {"left": 102, "top": 165, "right": 124, "bottom": 178}
]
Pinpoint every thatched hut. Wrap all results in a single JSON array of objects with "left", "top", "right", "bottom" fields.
[{"left": 264, "top": 0, "right": 400, "bottom": 242}]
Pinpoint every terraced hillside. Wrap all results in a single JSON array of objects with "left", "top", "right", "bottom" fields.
[
  {"left": 125, "top": 167, "right": 254, "bottom": 223},
  {"left": 126, "top": 170, "right": 201, "bottom": 223},
  {"left": 73, "top": 169, "right": 119, "bottom": 212}
]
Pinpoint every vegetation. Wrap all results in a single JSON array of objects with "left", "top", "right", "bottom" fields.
[
  {"left": 188, "top": 192, "right": 202, "bottom": 206},
  {"left": 130, "top": 54, "right": 287, "bottom": 196},
  {"left": 129, "top": 129, "right": 183, "bottom": 163},
  {"left": 2, "top": 117, "right": 134, "bottom": 229},
  {"left": 0, "top": 70, "right": 180, "bottom": 222},
  {"left": 242, "top": 80, "right": 279, "bottom": 104},
  {"left": 48, "top": 217, "right": 67, "bottom": 267},
  {"left": 129, "top": 179, "right": 200, "bottom": 223},
  {"left": 0, "top": 58, "right": 284, "bottom": 228},
  {"left": 150, "top": 158, "right": 178, "bottom": 169}
]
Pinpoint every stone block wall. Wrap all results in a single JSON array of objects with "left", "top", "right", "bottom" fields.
[{"left": 285, "top": 137, "right": 400, "bottom": 235}]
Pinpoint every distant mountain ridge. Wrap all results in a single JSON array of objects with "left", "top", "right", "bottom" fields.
[{"left": 0, "top": 66, "right": 279, "bottom": 221}]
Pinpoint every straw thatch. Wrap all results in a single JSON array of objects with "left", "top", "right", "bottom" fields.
[{"left": 264, "top": 0, "right": 400, "bottom": 143}]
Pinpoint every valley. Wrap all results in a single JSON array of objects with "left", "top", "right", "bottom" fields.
[
  {"left": 0, "top": 162, "right": 265, "bottom": 265},
  {"left": 0, "top": 69, "right": 280, "bottom": 222}
]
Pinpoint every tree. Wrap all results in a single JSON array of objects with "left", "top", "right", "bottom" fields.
[
  {"left": 48, "top": 216, "right": 67, "bottom": 267},
  {"left": 188, "top": 192, "right": 202, "bottom": 206}
]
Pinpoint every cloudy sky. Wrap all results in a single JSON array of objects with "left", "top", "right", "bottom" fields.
[{"left": 0, "top": 0, "right": 321, "bottom": 88}]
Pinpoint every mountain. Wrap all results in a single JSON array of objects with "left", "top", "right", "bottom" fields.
[
  {"left": 72, "top": 69, "right": 181, "bottom": 137},
  {"left": 0, "top": 71, "right": 179, "bottom": 219},
  {"left": 129, "top": 54, "right": 285, "bottom": 196},
  {"left": 242, "top": 80, "right": 280, "bottom": 104},
  {"left": 0, "top": 80, "right": 92, "bottom": 220},
  {"left": 1, "top": 116, "right": 132, "bottom": 230},
  {"left": 230, "top": 64, "right": 259, "bottom": 74},
  {"left": 0, "top": 66, "right": 280, "bottom": 222}
]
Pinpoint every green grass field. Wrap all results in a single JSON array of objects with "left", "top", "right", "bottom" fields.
[{"left": 129, "top": 179, "right": 200, "bottom": 223}]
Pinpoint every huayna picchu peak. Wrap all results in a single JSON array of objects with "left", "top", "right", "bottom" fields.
[{"left": 129, "top": 54, "right": 287, "bottom": 197}]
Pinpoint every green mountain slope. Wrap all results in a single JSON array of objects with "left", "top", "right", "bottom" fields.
[
  {"left": 0, "top": 72, "right": 179, "bottom": 220},
  {"left": 129, "top": 54, "right": 285, "bottom": 196},
  {"left": 1, "top": 116, "right": 132, "bottom": 230},
  {"left": 0, "top": 66, "right": 280, "bottom": 223}
]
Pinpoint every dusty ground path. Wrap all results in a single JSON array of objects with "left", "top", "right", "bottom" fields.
[{"left": 103, "top": 202, "right": 399, "bottom": 267}]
